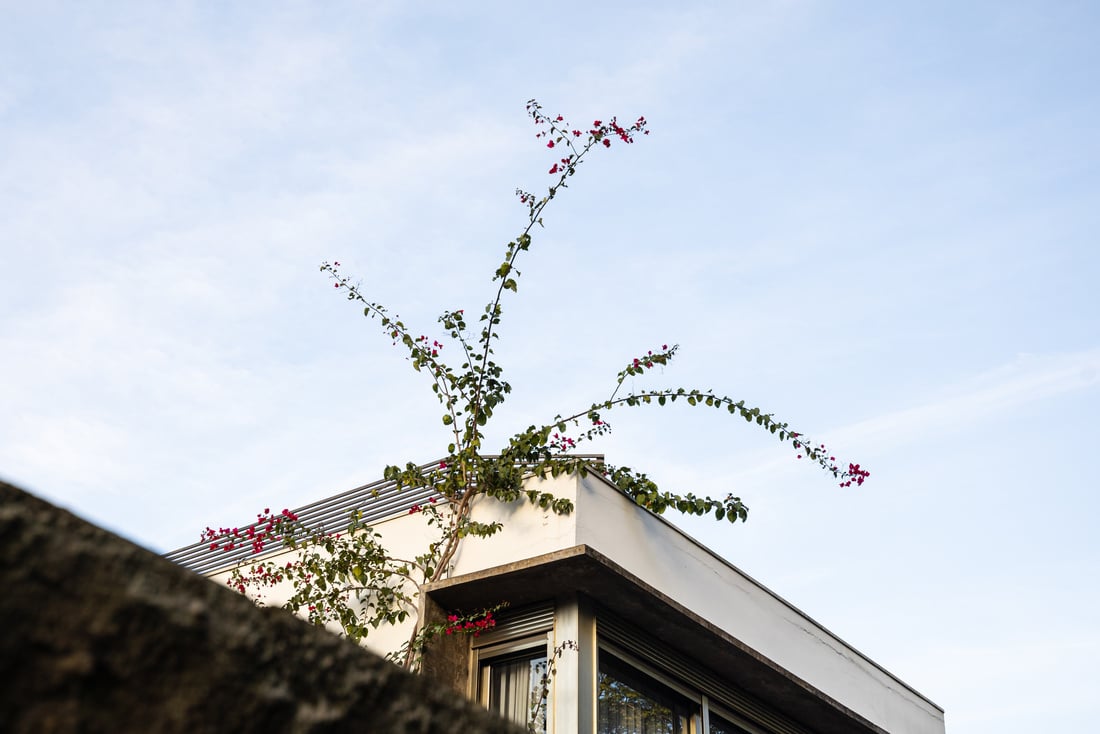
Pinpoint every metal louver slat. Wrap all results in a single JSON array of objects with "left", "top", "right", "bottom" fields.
[{"left": 473, "top": 603, "right": 555, "bottom": 648}]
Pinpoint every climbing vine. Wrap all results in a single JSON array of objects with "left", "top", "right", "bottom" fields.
[{"left": 201, "top": 99, "right": 868, "bottom": 671}]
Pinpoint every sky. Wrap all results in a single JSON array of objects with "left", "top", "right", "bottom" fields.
[{"left": 2, "top": 2, "right": 1098, "bottom": 731}]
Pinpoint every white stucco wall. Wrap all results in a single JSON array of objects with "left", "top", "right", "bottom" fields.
[
  {"left": 448, "top": 473, "right": 580, "bottom": 576},
  {"left": 569, "top": 473, "right": 944, "bottom": 734}
]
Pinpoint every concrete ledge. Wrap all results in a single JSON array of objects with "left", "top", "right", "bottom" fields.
[{"left": 426, "top": 545, "right": 886, "bottom": 734}]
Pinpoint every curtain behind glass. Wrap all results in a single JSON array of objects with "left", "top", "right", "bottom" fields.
[{"left": 487, "top": 654, "right": 548, "bottom": 731}]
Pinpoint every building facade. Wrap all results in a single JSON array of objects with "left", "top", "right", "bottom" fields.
[{"left": 167, "top": 464, "right": 944, "bottom": 734}]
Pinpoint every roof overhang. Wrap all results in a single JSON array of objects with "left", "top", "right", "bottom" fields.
[{"left": 426, "top": 543, "right": 888, "bottom": 734}]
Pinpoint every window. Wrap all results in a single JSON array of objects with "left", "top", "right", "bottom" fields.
[
  {"left": 707, "top": 708, "right": 759, "bottom": 734},
  {"left": 597, "top": 652, "right": 696, "bottom": 734},
  {"left": 597, "top": 610, "right": 808, "bottom": 734},
  {"left": 470, "top": 605, "right": 556, "bottom": 732},
  {"left": 480, "top": 644, "right": 550, "bottom": 732}
]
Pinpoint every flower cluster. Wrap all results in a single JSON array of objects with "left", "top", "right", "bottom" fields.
[
  {"left": 621, "top": 344, "right": 675, "bottom": 379},
  {"left": 443, "top": 609, "right": 496, "bottom": 637},
  {"left": 549, "top": 432, "right": 576, "bottom": 452},
  {"left": 227, "top": 561, "right": 294, "bottom": 595},
  {"left": 201, "top": 508, "right": 300, "bottom": 554},
  {"left": 408, "top": 496, "right": 438, "bottom": 514},
  {"left": 593, "top": 115, "right": 648, "bottom": 147},
  {"left": 412, "top": 334, "right": 443, "bottom": 358},
  {"left": 840, "top": 463, "right": 870, "bottom": 488},
  {"left": 525, "top": 99, "right": 650, "bottom": 179},
  {"left": 635, "top": 345, "right": 668, "bottom": 370},
  {"left": 790, "top": 436, "right": 870, "bottom": 487}
]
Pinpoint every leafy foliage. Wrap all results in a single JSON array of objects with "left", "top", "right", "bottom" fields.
[{"left": 205, "top": 99, "right": 868, "bottom": 669}]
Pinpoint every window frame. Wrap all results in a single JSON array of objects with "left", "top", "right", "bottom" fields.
[
  {"left": 473, "top": 633, "right": 554, "bottom": 731},
  {"left": 467, "top": 604, "right": 557, "bottom": 730}
]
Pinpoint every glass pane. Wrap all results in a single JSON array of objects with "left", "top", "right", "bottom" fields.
[
  {"left": 597, "top": 654, "right": 691, "bottom": 734},
  {"left": 709, "top": 712, "right": 753, "bottom": 734},
  {"left": 485, "top": 651, "right": 549, "bottom": 732}
]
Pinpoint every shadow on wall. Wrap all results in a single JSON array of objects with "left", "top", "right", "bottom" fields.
[{"left": 0, "top": 480, "right": 521, "bottom": 734}]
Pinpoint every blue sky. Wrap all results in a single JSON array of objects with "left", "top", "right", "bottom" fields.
[{"left": 2, "top": 2, "right": 1098, "bottom": 731}]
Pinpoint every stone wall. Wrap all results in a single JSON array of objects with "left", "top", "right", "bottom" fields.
[{"left": 0, "top": 480, "right": 521, "bottom": 734}]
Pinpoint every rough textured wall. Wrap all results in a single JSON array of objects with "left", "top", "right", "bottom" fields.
[
  {"left": 0, "top": 481, "right": 521, "bottom": 734},
  {"left": 417, "top": 594, "right": 471, "bottom": 697}
]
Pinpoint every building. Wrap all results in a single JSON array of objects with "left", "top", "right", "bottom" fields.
[{"left": 167, "top": 460, "right": 945, "bottom": 734}]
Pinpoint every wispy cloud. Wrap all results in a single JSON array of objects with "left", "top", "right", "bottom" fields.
[
  {"left": 833, "top": 349, "right": 1100, "bottom": 451},
  {"left": 677, "top": 347, "right": 1100, "bottom": 487}
]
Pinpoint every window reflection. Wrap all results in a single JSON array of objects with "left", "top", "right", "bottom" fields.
[
  {"left": 709, "top": 712, "right": 753, "bottom": 734},
  {"left": 597, "top": 654, "right": 692, "bottom": 734}
]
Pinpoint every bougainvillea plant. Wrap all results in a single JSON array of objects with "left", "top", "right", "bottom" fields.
[{"left": 202, "top": 99, "right": 868, "bottom": 672}]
